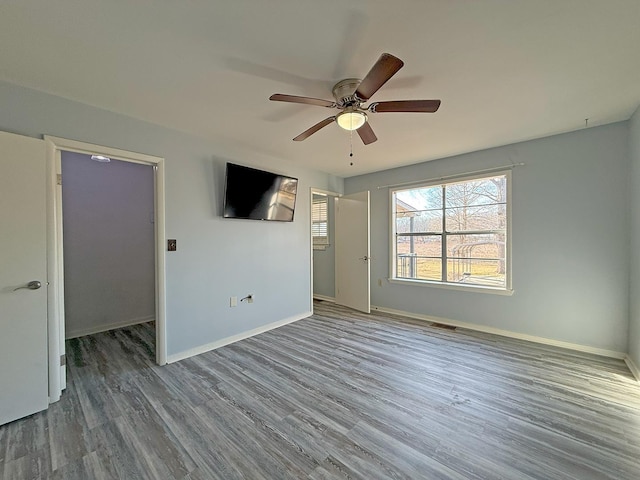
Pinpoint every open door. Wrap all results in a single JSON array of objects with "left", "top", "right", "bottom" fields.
[
  {"left": 335, "top": 191, "right": 370, "bottom": 313},
  {"left": 0, "top": 131, "right": 49, "bottom": 425}
]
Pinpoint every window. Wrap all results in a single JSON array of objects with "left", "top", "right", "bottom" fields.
[
  {"left": 312, "top": 193, "right": 329, "bottom": 248},
  {"left": 391, "top": 172, "right": 510, "bottom": 290}
]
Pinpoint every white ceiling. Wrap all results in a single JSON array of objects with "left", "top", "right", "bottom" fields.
[{"left": 1, "top": 1, "right": 639, "bottom": 177}]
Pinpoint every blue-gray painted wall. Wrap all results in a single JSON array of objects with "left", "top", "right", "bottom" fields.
[
  {"left": 0, "top": 80, "right": 342, "bottom": 358},
  {"left": 345, "top": 123, "right": 631, "bottom": 353}
]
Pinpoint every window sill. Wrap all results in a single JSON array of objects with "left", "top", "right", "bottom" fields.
[{"left": 388, "top": 278, "right": 514, "bottom": 296}]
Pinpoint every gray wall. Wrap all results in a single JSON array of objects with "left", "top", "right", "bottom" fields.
[
  {"left": 0, "top": 80, "right": 342, "bottom": 359},
  {"left": 345, "top": 123, "right": 630, "bottom": 353},
  {"left": 61, "top": 152, "right": 155, "bottom": 338},
  {"left": 629, "top": 107, "right": 640, "bottom": 367}
]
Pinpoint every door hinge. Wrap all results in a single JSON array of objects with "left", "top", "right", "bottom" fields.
[
  {"left": 60, "top": 354, "right": 66, "bottom": 366},
  {"left": 56, "top": 174, "right": 62, "bottom": 186}
]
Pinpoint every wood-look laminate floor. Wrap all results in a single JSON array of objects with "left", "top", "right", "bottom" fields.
[{"left": 2, "top": 301, "right": 640, "bottom": 479}]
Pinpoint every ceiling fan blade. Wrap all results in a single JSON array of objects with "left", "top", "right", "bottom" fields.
[
  {"left": 270, "top": 94, "right": 336, "bottom": 108},
  {"left": 354, "top": 53, "right": 404, "bottom": 101},
  {"left": 369, "top": 99, "right": 441, "bottom": 113},
  {"left": 293, "top": 116, "right": 336, "bottom": 141},
  {"left": 357, "top": 121, "right": 377, "bottom": 145}
]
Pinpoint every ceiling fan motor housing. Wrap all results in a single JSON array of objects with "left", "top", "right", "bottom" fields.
[{"left": 332, "top": 78, "right": 362, "bottom": 107}]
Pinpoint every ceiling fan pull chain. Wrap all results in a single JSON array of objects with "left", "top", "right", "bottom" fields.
[{"left": 349, "top": 128, "right": 354, "bottom": 157}]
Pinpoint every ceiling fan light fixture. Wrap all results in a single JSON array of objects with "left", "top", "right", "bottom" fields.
[{"left": 336, "top": 109, "right": 367, "bottom": 131}]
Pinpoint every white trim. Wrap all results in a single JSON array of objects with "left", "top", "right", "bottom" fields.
[
  {"left": 44, "top": 136, "right": 168, "bottom": 404},
  {"left": 66, "top": 316, "right": 155, "bottom": 339},
  {"left": 625, "top": 355, "right": 640, "bottom": 381},
  {"left": 154, "top": 161, "right": 167, "bottom": 365},
  {"left": 313, "top": 294, "right": 335, "bottom": 303},
  {"left": 45, "top": 140, "right": 63, "bottom": 402},
  {"left": 44, "top": 136, "right": 163, "bottom": 165},
  {"left": 310, "top": 188, "right": 341, "bottom": 197},
  {"left": 387, "top": 278, "right": 514, "bottom": 296},
  {"left": 371, "top": 304, "right": 626, "bottom": 360},
  {"left": 167, "top": 310, "right": 312, "bottom": 364}
]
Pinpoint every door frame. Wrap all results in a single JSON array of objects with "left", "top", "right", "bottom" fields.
[
  {"left": 309, "top": 187, "right": 339, "bottom": 311},
  {"left": 45, "top": 136, "right": 167, "bottom": 402}
]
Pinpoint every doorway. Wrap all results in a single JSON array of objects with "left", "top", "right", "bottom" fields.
[
  {"left": 61, "top": 151, "right": 155, "bottom": 341},
  {"left": 45, "top": 136, "right": 166, "bottom": 402},
  {"left": 310, "top": 188, "right": 338, "bottom": 308},
  {"left": 310, "top": 188, "right": 371, "bottom": 314}
]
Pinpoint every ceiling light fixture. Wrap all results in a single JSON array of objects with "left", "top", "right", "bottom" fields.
[
  {"left": 336, "top": 108, "right": 367, "bottom": 131},
  {"left": 90, "top": 154, "right": 111, "bottom": 163}
]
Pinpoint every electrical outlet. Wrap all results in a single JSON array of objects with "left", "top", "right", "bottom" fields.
[{"left": 230, "top": 296, "right": 237, "bottom": 307}]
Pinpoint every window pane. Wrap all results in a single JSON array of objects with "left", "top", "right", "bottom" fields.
[
  {"left": 396, "top": 186, "right": 442, "bottom": 212},
  {"left": 445, "top": 203, "right": 506, "bottom": 231},
  {"left": 396, "top": 210, "right": 442, "bottom": 234},
  {"left": 446, "top": 232, "right": 506, "bottom": 287},
  {"left": 396, "top": 234, "right": 441, "bottom": 256},
  {"left": 397, "top": 235, "right": 441, "bottom": 280},
  {"left": 446, "top": 233, "right": 506, "bottom": 259},
  {"left": 395, "top": 214, "right": 412, "bottom": 234},
  {"left": 445, "top": 175, "right": 507, "bottom": 208},
  {"left": 446, "top": 259, "right": 506, "bottom": 287},
  {"left": 416, "top": 257, "right": 442, "bottom": 281},
  {"left": 397, "top": 255, "right": 442, "bottom": 281},
  {"left": 396, "top": 254, "right": 418, "bottom": 278},
  {"left": 396, "top": 234, "right": 412, "bottom": 255}
]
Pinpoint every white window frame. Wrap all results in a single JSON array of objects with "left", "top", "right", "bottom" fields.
[
  {"left": 312, "top": 192, "right": 330, "bottom": 249},
  {"left": 389, "top": 170, "right": 512, "bottom": 295}
]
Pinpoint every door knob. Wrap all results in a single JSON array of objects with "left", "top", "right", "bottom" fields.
[
  {"left": 13, "top": 280, "right": 42, "bottom": 291},
  {"left": 359, "top": 255, "right": 370, "bottom": 261}
]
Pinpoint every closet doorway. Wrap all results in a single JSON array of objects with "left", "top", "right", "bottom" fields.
[
  {"left": 61, "top": 152, "right": 155, "bottom": 338},
  {"left": 45, "top": 136, "right": 166, "bottom": 400}
]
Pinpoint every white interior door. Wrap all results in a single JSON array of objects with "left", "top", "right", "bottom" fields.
[
  {"left": 0, "top": 131, "right": 49, "bottom": 425},
  {"left": 335, "top": 191, "right": 370, "bottom": 313}
]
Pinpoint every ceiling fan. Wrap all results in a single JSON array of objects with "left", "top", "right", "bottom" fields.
[{"left": 269, "top": 53, "right": 441, "bottom": 145}]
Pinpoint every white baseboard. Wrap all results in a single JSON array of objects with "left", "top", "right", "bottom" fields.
[
  {"left": 625, "top": 355, "right": 640, "bottom": 381},
  {"left": 371, "top": 305, "right": 626, "bottom": 360},
  {"left": 167, "top": 310, "right": 312, "bottom": 364},
  {"left": 313, "top": 294, "right": 335, "bottom": 303},
  {"left": 65, "top": 315, "right": 155, "bottom": 339}
]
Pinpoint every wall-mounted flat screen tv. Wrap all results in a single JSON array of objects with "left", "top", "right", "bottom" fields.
[{"left": 223, "top": 162, "right": 298, "bottom": 222}]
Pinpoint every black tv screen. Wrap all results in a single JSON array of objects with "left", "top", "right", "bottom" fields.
[{"left": 223, "top": 163, "right": 298, "bottom": 222}]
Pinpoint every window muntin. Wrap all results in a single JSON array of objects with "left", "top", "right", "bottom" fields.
[{"left": 392, "top": 173, "right": 509, "bottom": 289}]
